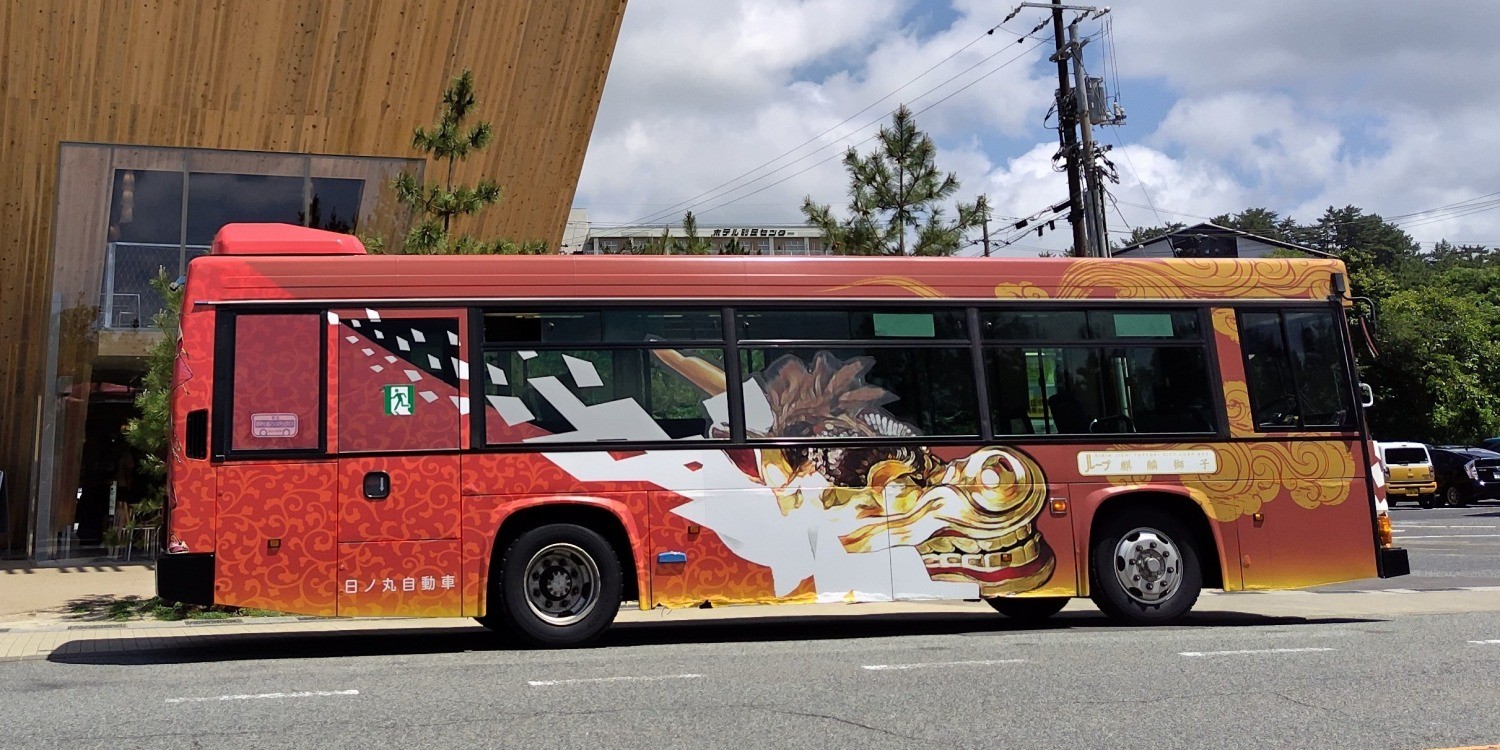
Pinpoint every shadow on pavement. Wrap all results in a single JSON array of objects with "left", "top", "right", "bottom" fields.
[{"left": 46, "top": 609, "right": 1378, "bottom": 666}]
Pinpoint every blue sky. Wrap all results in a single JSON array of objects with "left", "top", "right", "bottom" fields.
[{"left": 575, "top": 0, "right": 1500, "bottom": 255}]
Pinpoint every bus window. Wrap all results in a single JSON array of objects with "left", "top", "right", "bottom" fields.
[
  {"left": 1240, "top": 309, "right": 1354, "bottom": 430},
  {"left": 482, "top": 347, "right": 727, "bottom": 443},
  {"left": 984, "top": 308, "right": 1215, "bottom": 436},
  {"left": 738, "top": 308, "right": 967, "bottom": 341},
  {"left": 740, "top": 347, "right": 979, "bottom": 438},
  {"left": 229, "top": 313, "right": 322, "bottom": 452}
]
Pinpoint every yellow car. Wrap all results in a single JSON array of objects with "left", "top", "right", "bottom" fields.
[{"left": 1378, "top": 442, "right": 1438, "bottom": 507}]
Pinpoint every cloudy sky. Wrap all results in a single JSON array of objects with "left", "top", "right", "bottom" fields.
[{"left": 574, "top": 0, "right": 1500, "bottom": 256}]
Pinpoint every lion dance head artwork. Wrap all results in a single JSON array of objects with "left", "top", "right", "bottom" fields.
[{"left": 654, "top": 348, "right": 1055, "bottom": 596}]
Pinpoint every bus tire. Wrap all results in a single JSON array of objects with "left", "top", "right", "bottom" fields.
[
  {"left": 984, "top": 596, "right": 1069, "bottom": 622},
  {"left": 482, "top": 523, "right": 622, "bottom": 648},
  {"left": 1089, "top": 509, "right": 1202, "bottom": 625}
]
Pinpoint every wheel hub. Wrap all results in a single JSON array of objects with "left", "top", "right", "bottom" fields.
[
  {"left": 1113, "top": 528, "right": 1181, "bottom": 605},
  {"left": 523, "top": 543, "right": 600, "bottom": 626}
]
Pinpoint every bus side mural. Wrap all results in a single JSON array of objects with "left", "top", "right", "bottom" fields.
[{"left": 157, "top": 224, "right": 1407, "bottom": 648}]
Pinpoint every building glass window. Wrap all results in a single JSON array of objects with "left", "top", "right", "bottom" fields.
[{"left": 99, "top": 155, "right": 379, "bottom": 331}]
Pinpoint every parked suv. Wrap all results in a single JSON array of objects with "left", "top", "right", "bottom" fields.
[
  {"left": 1431, "top": 446, "right": 1500, "bottom": 507},
  {"left": 1376, "top": 442, "right": 1437, "bottom": 507}
]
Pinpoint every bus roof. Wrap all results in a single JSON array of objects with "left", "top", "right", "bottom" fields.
[{"left": 189, "top": 225, "right": 1348, "bottom": 305}]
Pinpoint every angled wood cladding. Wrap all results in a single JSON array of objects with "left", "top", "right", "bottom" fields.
[{"left": 0, "top": 0, "right": 628, "bottom": 550}]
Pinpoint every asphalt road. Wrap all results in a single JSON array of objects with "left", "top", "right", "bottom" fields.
[
  {"left": 4, "top": 606, "right": 1500, "bottom": 750},
  {"left": 1312, "top": 503, "right": 1500, "bottom": 591},
  {"left": 4, "top": 508, "right": 1499, "bottom": 750}
]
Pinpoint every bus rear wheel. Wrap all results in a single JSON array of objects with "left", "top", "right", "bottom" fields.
[
  {"left": 479, "top": 523, "right": 622, "bottom": 648},
  {"left": 984, "top": 596, "right": 1069, "bottom": 623},
  {"left": 1090, "top": 509, "right": 1202, "bottom": 625}
]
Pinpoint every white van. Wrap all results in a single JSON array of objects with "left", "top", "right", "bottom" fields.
[{"left": 1376, "top": 442, "right": 1437, "bottom": 507}]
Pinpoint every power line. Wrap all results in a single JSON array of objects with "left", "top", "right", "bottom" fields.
[
  {"left": 623, "top": 20, "right": 1043, "bottom": 228},
  {"left": 693, "top": 39, "right": 1049, "bottom": 220}
]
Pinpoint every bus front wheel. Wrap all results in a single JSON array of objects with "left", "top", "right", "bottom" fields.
[
  {"left": 984, "top": 596, "right": 1069, "bottom": 623},
  {"left": 1089, "top": 509, "right": 1202, "bottom": 625},
  {"left": 480, "top": 523, "right": 622, "bottom": 648}
]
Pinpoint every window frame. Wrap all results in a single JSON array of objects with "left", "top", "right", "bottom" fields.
[
  {"left": 1236, "top": 304, "right": 1359, "bottom": 433},
  {"left": 473, "top": 303, "right": 736, "bottom": 448},
  {"left": 467, "top": 301, "right": 1225, "bottom": 450},
  {"left": 213, "top": 307, "right": 329, "bottom": 461},
  {"left": 979, "top": 305, "right": 1221, "bottom": 438}
]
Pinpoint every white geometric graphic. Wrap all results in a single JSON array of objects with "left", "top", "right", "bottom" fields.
[
  {"left": 405, "top": 369, "right": 423, "bottom": 383},
  {"left": 486, "top": 363, "right": 508, "bottom": 386},
  {"left": 449, "top": 395, "right": 470, "bottom": 415},
  {"left": 411, "top": 329, "right": 426, "bottom": 343},
  {"left": 365, "top": 308, "right": 380, "bottom": 322},
  {"left": 562, "top": 355, "right": 603, "bottom": 388},
  {"left": 488, "top": 395, "right": 534, "bottom": 425},
  {"left": 452, "top": 358, "right": 469, "bottom": 381}
]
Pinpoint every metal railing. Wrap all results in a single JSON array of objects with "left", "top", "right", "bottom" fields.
[{"left": 100, "top": 242, "right": 209, "bottom": 330}]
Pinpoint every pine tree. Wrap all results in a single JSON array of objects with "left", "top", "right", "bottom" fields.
[
  {"left": 801, "top": 105, "right": 984, "bottom": 256},
  {"left": 379, "top": 70, "right": 548, "bottom": 255}
]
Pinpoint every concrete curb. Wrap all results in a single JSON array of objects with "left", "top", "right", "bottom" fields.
[{"left": 3, "top": 588, "right": 1500, "bottom": 663}]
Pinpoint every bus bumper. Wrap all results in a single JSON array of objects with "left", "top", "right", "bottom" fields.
[
  {"left": 157, "top": 552, "right": 215, "bottom": 605},
  {"left": 1378, "top": 546, "right": 1411, "bottom": 578}
]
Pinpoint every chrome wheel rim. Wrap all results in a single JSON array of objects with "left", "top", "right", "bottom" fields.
[
  {"left": 1112, "top": 527, "right": 1181, "bottom": 605},
  {"left": 523, "top": 543, "right": 600, "bottom": 626}
]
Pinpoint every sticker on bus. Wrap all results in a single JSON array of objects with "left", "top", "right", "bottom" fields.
[
  {"left": 384, "top": 384, "right": 414, "bottom": 416},
  {"left": 1076, "top": 449, "right": 1218, "bottom": 476},
  {"left": 249, "top": 413, "right": 299, "bottom": 438}
]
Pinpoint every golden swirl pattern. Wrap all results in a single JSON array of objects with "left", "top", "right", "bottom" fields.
[
  {"left": 825, "top": 276, "right": 948, "bottom": 298},
  {"left": 1212, "top": 307, "right": 1240, "bottom": 341},
  {"left": 1223, "top": 380, "right": 1256, "bottom": 437},
  {"left": 1054, "top": 258, "right": 1339, "bottom": 300},
  {"left": 1106, "top": 441, "right": 1357, "bottom": 522},
  {"left": 993, "top": 281, "right": 1050, "bottom": 299}
]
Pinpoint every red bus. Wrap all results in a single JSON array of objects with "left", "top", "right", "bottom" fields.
[{"left": 157, "top": 224, "right": 1408, "bottom": 646}]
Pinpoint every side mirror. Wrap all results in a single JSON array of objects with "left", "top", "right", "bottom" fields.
[{"left": 1358, "top": 383, "right": 1374, "bottom": 408}]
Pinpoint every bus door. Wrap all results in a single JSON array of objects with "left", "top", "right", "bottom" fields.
[
  {"left": 330, "top": 308, "right": 469, "bottom": 616},
  {"left": 215, "top": 311, "right": 337, "bottom": 615}
]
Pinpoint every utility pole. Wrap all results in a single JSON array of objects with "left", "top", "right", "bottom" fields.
[
  {"left": 1068, "top": 20, "right": 1108, "bottom": 257},
  {"left": 1008, "top": 2, "right": 1114, "bottom": 258},
  {"left": 1048, "top": 0, "right": 1087, "bottom": 256},
  {"left": 979, "top": 194, "right": 991, "bottom": 256}
]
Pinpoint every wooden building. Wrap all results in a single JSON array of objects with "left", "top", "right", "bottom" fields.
[{"left": 0, "top": 0, "right": 628, "bottom": 559}]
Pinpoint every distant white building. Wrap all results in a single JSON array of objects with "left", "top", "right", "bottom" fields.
[
  {"left": 559, "top": 208, "right": 592, "bottom": 253},
  {"left": 576, "top": 222, "right": 828, "bottom": 256}
]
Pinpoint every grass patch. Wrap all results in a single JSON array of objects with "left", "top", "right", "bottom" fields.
[{"left": 65, "top": 595, "right": 287, "bottom": 622}]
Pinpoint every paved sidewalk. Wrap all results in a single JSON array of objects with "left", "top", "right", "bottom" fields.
[
  {"left": 3, "top": 588, "right": 1500, "bottom": 663},
  {"left": 0, "top": 561, "right": 156, "bottom": 619}
]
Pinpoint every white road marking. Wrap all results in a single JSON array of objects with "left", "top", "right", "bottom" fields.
[
  {"left": 528, "top": 673, "right": 701, "bottom": 687},
  {"left": 1468, "top": 640, "right": 1500, "bottom": 645},
  {"left": 1393, "top": 525, "right": 1498, "bottom": 529},
  {"left": 1397, "top": 534, "right": 1500, "bottom": 539},
  {"left": 862, "top": 659, "right": 1026, "bottom": 671},
  {"left": 166, "top": 689, "right": 359, "bottom": 704},
  {"left": 1179, "top": 647, "right": 1335, "bottom": 657}
]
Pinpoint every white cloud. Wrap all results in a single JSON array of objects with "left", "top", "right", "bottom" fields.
[{"left": 577, "top": 0, "right": 1500, "bottom": 250}]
